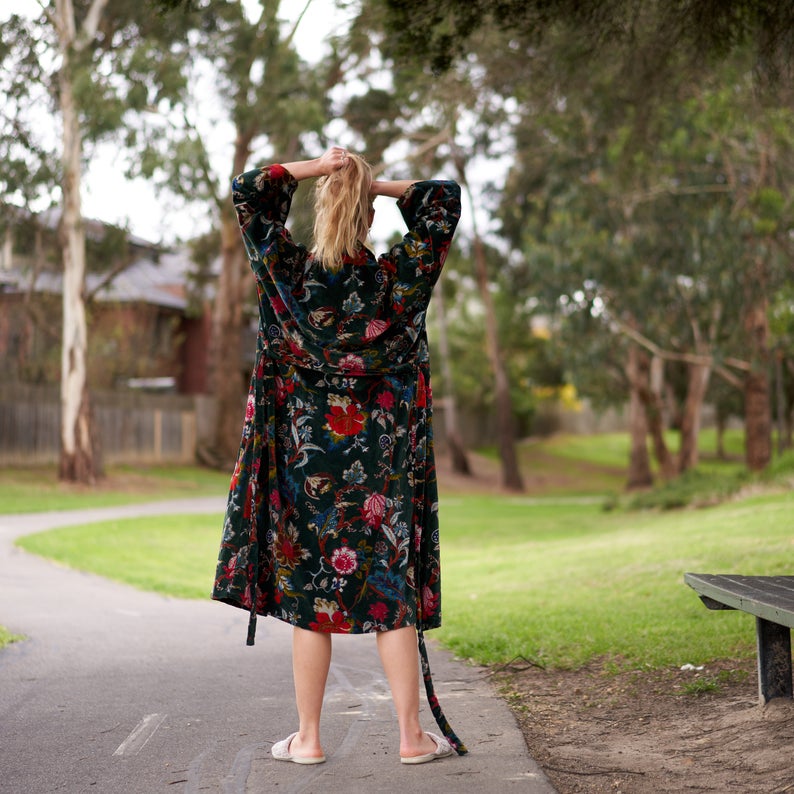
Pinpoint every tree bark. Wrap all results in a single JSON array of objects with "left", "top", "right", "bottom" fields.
[
  {"left": 205, "top": 135, "right": 253, "bottom": 469},
  {"left": 743, "top": 291, "right": 771, "bottom": 471},
  {"left": 678, "top": 361, "right": 712, "bottom": 472},
  {"left": 638, "top": 352, "right": 676, "bottom": 480},
  {"left": 774, "top": 349, "right": 787, "bottom": 455},
  {"left": 433, "top": 274, "right": 471, "bottom": 476},
  {"left": 56, "top": 0, "right": 102, "bottom": 483},
  {"left": 625, "top": 344, "right": 653, "bottom": 489},
  {"left": 456, "top": 162, "right": 523, "bottom": 491}
]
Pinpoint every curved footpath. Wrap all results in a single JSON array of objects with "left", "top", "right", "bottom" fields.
[{"left": 0, "top": 499, "right": 556, "bottom": 794}]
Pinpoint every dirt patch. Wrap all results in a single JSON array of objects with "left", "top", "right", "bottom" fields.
[{"left": 498, "top": 658, "right": 794, "bottom": 793}]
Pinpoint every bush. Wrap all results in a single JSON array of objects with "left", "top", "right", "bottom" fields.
[{"left": 628, "top": 467, "right": 749, "bottom": 511}]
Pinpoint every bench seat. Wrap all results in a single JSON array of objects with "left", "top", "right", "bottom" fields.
[{"left": 684, "top": 573, "right": 794, "bottom": 704}]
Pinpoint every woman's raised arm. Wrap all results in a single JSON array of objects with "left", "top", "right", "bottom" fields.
[
  {"left": 281, "top": 147, "right": 348, "bottom": 181},
  {"left": 370, "top": 179, "right": 418, "bottom": 199}
]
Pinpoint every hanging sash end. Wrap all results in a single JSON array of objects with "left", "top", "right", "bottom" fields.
[{"left": 418, "top": 628, "right": 468, "bottom": 755}]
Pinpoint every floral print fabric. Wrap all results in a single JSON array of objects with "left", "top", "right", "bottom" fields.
[{"left": 212, "top": 165, "right": 461, "bottom": 645}]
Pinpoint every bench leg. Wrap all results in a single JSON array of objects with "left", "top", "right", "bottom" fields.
[{"left": 756, "top": 618, "right": 793, "bottom": 704}]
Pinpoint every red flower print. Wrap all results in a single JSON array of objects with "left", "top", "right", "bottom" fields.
[
  {"left": 245, "top": 393, "right": 256, "bottom": 421},
  {"left": 309, "top": 611, "right": 354, "bottom": 633},
  {"left": 422, "top": 585, "right": 440, "bottom": 616},
  {"left": 369, "top": 602, "right": 389, "bottom": 622},
  {"left": 364, "top": 319, "right": 390, "bottom": 340},
  {"left": 375, "top": 391, "right": 395, "bottom": 410},
  {"left": 325, "top": 404, "right": 365, "bottom": 436},
  {"left": 361, "top": 492, "right": 386, "bottom": 528},
  {"left": 275, "top": 525, "right": 309, "bottom": 569},
  {"left": 331, "top": 546, "right": 358, "bottom": 576},
  {"left": 270, "top": 294, "right": 288, "bottom": 314},
  {"left": 275, "top": 375, "right": 296, "bottom": 405},
  {"left": 339, "top": 353, "right": 366, "bottom": 374},
  {"left": 416, "top": 370, "right": 427, "bottom": 408}
]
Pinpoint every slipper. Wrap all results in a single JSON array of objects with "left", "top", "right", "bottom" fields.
[
  {"left": 271, "top": 732, "right": 326, "bottom": 765},
  {"left": 400, "top": 732, "right": 455, "bottom": 765}
]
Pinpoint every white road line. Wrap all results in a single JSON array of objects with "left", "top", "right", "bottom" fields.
[{"left": 113, "top": 713, "right": 167, "bottom": 757}]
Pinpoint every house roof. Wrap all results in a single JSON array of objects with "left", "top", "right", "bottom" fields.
[{"left": 1, "top": 206, "right": 219, "bottom": 310}]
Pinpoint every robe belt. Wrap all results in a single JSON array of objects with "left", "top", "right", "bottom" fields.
[{"left": 262, "top": 348, "right": 426, "bottom": 376}]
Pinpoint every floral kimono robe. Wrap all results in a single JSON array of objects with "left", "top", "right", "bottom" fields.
[{"left": 212, "top": 164, "right": 465, "bottom": 753}]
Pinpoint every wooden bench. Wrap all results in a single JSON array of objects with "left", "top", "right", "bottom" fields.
[{"left": 684, "top": 574, "right": 794, "bottom": 704}]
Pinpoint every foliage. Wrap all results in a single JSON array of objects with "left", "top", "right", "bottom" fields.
[
  {"left": 0, "top": 14, "right": 59, "bottom": 216},
  {"left": 380, "top": 0, "right": 794, "bottom": 86},
  {"left": 626, "top": 467, "right": 750, "bottom": 511}
]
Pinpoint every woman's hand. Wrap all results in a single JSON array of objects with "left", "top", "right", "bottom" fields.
[
  {"left": 281, "top": 147, "right": 349, "bottom": 181},
  {"left": 316, "top": 146, "right": 349, "bottom": 176}
]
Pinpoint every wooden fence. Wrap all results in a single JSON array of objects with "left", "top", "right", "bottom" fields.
[{"left": 0, "top": 384, "right": 198, "bottom": 466}]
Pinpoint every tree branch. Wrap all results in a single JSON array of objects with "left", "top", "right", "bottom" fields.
[
  {"left": 74, "top": 0, "right": 110, "bottom": 51},
  {"left": 371, "top": 127, "right": 452, "bottom": 177},
  {"left": 284, "top": 0, "right": 314, "bottom": 49},
  {"left": 85, "top": 254, "right": 136, "bottom": 303},
  {"left": 626, "top": 182, "right": 733, "bottom": 205},
  {"left": 609, "top": 313, "right": 750, "bottom": 385}
]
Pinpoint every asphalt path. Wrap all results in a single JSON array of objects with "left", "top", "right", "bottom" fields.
[{"left": 0, "top": 499, "right": 556, "bottom": 793}]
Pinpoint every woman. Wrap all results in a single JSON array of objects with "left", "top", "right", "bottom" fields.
[{"left": 212, "top": 145, "right": 465, "bottom": 765}]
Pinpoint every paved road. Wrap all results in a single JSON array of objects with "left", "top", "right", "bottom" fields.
[{"left": 0, "top": 499, "right": 556, "bottom": 793}]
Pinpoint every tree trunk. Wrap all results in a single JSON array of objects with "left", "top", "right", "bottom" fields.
[
  {"left": 774, "top": 349, "right": 786, "bottom": 455},
  {"left": 206, "top": 136, "right": 253, "bottom": 469},
  {"left": 743, "top": 295, "right": 771, "bottom": 471},
  {"left": 433, "top": 274, "right": 471, "bottom": 476},
  {"left": 678, "top": 361, "right": 712, "bottom": 472},
  {"left": 641, "top": 352, "right": 676, "bottom": 480},
  {"left": 625, "top": 344, "right": 653, "bottom": 489},
  {"left": 57, "top": 1, "right": 101, "bottom": 483},
  {"left": 456, "top": 163, "right": 523, "bottom": 491}
]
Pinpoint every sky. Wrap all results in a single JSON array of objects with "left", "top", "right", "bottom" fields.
[{"left": 6, "top": 0, "right": 445, "bottom": 251}]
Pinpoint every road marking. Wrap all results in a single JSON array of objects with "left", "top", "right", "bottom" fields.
[{"left": 113, "top": 713, "right": 167, "bottom": 757}]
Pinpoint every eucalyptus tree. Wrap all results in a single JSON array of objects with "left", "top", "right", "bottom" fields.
[
  {"left": 1, "top": 1, "right": 190, "bottom": 483},
  {"left": 499, "top": 49, "right": 794, "bottom": 477},
  {"left": 136, "top": 0, "right": 329, "bottom": 467},
  {"left": 380, "top": 0, "right": 794, "bottom": 87},
  {"left": 362, "top": 28, "right": 529, "bottom": 490}
]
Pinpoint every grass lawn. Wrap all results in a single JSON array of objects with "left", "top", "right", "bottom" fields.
[
  {"left": 15, "top": 486, "right": 791, "bottom": 671},
  {"left": 9, "top": 432, "right": 792, "bottom": 670},
  {"left": 0, "top": 465, "right": 230, "bottom": 514},
  {"left": 436, "top": 490, "right": 791, "bottom": 669}
]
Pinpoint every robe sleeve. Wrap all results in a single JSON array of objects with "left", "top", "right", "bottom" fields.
[
  {"left": 382, "top": 180, "right": 462, "bottom": 314},
  {"left": 230, "top": 164, "right": 305, "bottom": 283}
]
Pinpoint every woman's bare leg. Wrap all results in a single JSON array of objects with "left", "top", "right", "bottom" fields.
[
  {"left": 289, "top": 626, "right": 331, "bottom": 758},
  {"left": 376, "top": 626, "right": 439, "bottom": 758}
]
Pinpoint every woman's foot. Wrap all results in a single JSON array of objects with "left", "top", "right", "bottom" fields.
[
  {"left": 400, "top": 731, "right": 455, "bottom": 765},
  {"left": 272, "top": 732, "right": 326, "bottom": 765}
]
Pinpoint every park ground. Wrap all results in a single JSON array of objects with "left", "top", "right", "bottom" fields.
[
  {"left": 5, "top": 442, "right": 794, "bottom": 794},
  {"left": 437, "top": 440, "right": 794, "bottom": 793}
]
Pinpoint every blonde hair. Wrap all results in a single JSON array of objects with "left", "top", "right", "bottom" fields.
[{"left": 312, "top": 152, "right": 373, "bottom": 271}]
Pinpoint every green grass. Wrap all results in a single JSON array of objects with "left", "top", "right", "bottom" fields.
[
  {"left": 9, "top": 432, "right": 792, "bottom": 672},
  {"left": 436, "top": 491, "right": 792, "bottom": 668},
  {"left": 528, "top": 428, "right": 746, "bottom": 469},
  {"left": 0, "top": 465, "right": 230, "bottom": 514},
  {"left": 0, "top": 626, "right": 23, "bottom": 649},
  {"left": 17, "top": 514, "right": 222, "bottom": 600},
  {"left": 15, "top": 488, "right": 793, "bottom": 671}
]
